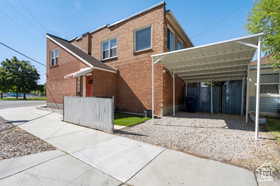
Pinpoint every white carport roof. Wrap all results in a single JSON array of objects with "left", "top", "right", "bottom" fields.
[
  {"left": 152, "top": 33, "right": 263, "bottom": 83},
  {"left": 151, "top": 33, "right": 264, "bottom": 141}
]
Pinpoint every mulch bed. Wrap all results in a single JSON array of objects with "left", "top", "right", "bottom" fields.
[{"left": 0, "top": 117, "right": 56, "bottom": 160}]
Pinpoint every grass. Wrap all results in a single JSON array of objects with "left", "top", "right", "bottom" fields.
[
  {"left": 0, "top": 97, "right": 47, "bottom": 101},
  {"left": 114, "top": 112, "right": 151, "bottom": 127},
  {"left": 267, "top": 118, "right": 280, "bottom": 143}
]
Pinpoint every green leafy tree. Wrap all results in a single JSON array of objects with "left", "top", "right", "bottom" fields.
[
  {"left": 2, "top": 57, "right": 40, "bottom": 99},
  {"left": 0, "top": 67, "right": 11, "bottom": 99},
  {"left": 247, "top": 0, "right": 280, "bottom": 68}
]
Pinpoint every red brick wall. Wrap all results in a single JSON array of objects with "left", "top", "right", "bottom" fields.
[
  {"left": 92, "top": 69, "right": 116, "bottom": 98},
  {"left": 82, "top": 4, "right": 166, "bottom": 115},
  {"left": 46, "top": 39, "right": 87, "bottom": 104},
  {"left": 162, "top": 70, "right": 185, "bottom": 114},
  {"left": 71, "top": 34, "right": 92, "bottom": 55},
  {"left": 47, "top": 3, "right": 191, "bottom": 116}
]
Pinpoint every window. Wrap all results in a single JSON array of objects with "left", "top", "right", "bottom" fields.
[
  {"left": 50, "top": 49, "right": 59, "bottom": 66},
  {"left": 260, "top": 73, "right": 280, "bottom": 94},
  {"left": 134, "top": 26, "right": 151, "bottom": 52},
  {"left": 167, "top": 28, "right": 175, "bottom": 51},
  {"left": 167, "top": 27, "right": 185, "bottom": 51},
  {"left": 102, "top": 38, "right": 117, "bottom": 60},
  {"left": 176, "top": 40, "right": 184, "bottom": 50}
]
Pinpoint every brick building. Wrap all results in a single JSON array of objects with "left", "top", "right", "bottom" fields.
[{"left": 46, "top": 2, "right": 192, "bottom": 116}]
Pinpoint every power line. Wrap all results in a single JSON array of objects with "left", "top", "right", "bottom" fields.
[{"left": 0, "top": 41, "right": 45, "bottom": 67}]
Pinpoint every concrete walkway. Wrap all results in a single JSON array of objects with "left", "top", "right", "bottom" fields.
[{"left": 0, "top": 106, "right": 258, "bottom": 186}]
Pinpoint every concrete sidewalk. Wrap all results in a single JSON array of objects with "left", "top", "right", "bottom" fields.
[{"left": 0, "top": 106, "right": 258, "bottom": 186}]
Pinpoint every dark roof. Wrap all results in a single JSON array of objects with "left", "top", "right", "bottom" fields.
[{"left": 46, "top": 33, "right": 116, "bottom": 72}]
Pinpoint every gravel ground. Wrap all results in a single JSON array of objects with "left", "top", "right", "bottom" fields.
[
  {"left": 116, "top": 112, "right": 280, "bottom": 173},
  {"left": 0, "top": 117, "right": 55, "bottom": 160}
]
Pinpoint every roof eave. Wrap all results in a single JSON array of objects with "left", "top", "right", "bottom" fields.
[{"left": 46, "top": 34, "right": 117, "bottom": 74}]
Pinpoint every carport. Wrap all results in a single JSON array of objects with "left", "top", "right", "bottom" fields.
[{"left": 151, "top": 33, "right": 263, "bottom": 140}]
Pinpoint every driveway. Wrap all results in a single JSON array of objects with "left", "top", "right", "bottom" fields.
[
  {"left": 0, "top": 107, "right": 258, "bottom": 186},
  {"left": 0, "top": 100, "right": 46, "bottom": 109},
  {"left": 118, "top": 112, "right": 280, "bottom": 178}
]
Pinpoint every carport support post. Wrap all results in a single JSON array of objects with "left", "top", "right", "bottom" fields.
[
  {"left": 246, "top": 65, "right": 250, "bottom": 123},
  {"left": 255, "top": 37, "right": 261, "bottom": 140},
  {"left": 241, "top": 77, "right": 245, "bottom": 117},
  {"left": 210, "top": 81, "right": 213, "bottom": 114},
  {"left": 152, "top": 59, "right": 154, "bottom": 123},
  {"left": 173, "top": 72, "right": 175, "bottom": 116}
]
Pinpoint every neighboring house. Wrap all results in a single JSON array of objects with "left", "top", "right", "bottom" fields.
[
  {"left": 46, "top": 2, "right": 193, "bottom": 116},
  {"left": 248, "top": 56, "right": 280, "bottom": 117}
]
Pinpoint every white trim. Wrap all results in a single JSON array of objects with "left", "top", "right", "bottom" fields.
[
  {"left": 46, "top": 35, "right": 117, "bottom": 74},
  {"left": 151, "top": 33, "right": 264, "bottom": 58},
  {"left": 236, "top": 41, "right": 258, "bottom": 49},
  {"left": 109, "top": 1, "right": 164, "bottom": 27}
]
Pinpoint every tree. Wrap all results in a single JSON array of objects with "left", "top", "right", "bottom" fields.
[
  {"left": 0, "top": 67, "right": 11, "bottom": 99},
  {"left": 247, "top": 0, "right": 280, "bottom": 68},
  {"left": 1, "top": 57, "right": 40, "bottom": 99}
]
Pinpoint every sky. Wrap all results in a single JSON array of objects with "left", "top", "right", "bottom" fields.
[{"left": 0, "top": 0, "right": 256, "bottom": 84}]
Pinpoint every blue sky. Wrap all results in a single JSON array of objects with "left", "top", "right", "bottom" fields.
[{"left": 0, "top": 0, "right": 255, "bottom": 84}]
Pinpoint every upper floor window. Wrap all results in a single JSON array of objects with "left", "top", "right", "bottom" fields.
[
  {"left": 102, "top": 38, "right": 117, "bottom": 60},
  {"left": 50, "top": 49, "right": 59, "bottom": 66},
  {"left": 167, "top": 28, "right": 175, "bottom": 51},
  {"left": 134, "top": 26, "right": 151, "bottom": 52},
  {"left": 176, "top": 40, "right": 184, "bottom": 50}
]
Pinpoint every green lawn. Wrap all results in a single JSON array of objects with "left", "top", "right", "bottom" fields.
[
  {"left": 267, "top": 118, "right": 280, "bottom": 143},
  {"left": 0, "top": 97, "right": 47, "bottom": 101},
  {"left": 114, "top": 112, "right": 150, "bottom": 127}
]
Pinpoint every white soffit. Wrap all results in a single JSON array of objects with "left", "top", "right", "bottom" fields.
[
  {"left": 64, "top": 67, "right": 93, "bottom": 79},
  {"left": 152, "top": 33, "right": 263, "bottom": 82}
]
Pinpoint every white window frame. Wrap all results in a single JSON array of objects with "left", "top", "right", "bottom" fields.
[
  {"left": 133, "top": 25, "right": 152, "bottom": 52},
  {"left": 50, "top": 49, "right": 59, "bottom": 66},
  {"left": 101, "top": 38, "right": 117, "bottom": 61}
]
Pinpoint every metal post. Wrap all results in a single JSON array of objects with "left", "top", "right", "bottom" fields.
[
  {"left": 241, "top": 77, "right": 245, "bottom": 117},
  {"left": 173, "top": 73, "right": 175, "bottom": 116},
  {"left": 246, "top": 65, "right": 250, "bottom": 123},
  {"left": 152, "top": 60, "right": 154, "bottom": 123},
  {"left": 255, "top": 37, "right": 261, "bottom": 140},
  {"left": 210, "top": 81, "right": 213, "bottom": 114}
]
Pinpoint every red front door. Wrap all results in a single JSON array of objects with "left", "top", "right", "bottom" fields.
[{"left": 86, "top": 76, "right": 93, "bottom": 97}]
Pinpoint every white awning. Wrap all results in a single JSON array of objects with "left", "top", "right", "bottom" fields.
[
  {"left": 152, "top": 33, "right": 264, "bottom": 82},
  {"left": 64, "top": 67, "right": 93, "bottom": 79}
]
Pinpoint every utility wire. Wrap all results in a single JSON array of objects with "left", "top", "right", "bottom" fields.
[{"left": 0, "top": 42, "right": 45, "bottom": 67}]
